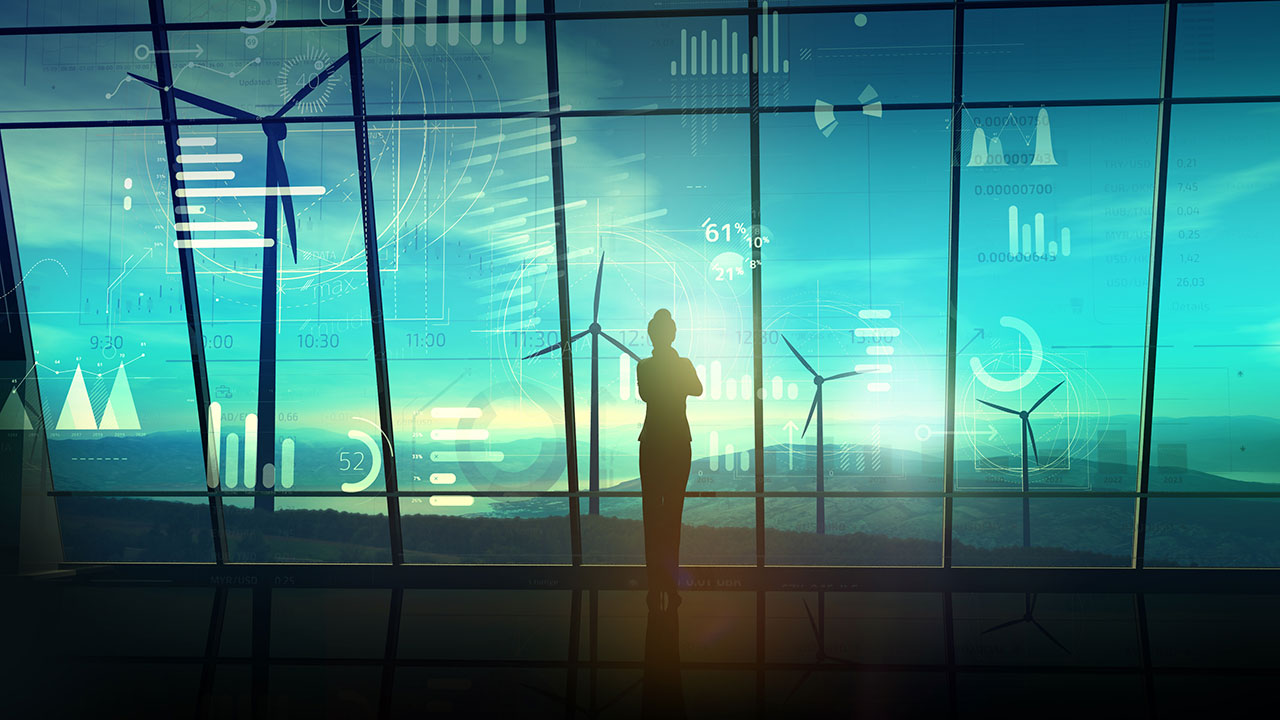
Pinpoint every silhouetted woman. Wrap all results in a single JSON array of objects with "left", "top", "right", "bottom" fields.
[{"left": 636, "top": 309, "right": 703, "bottom": 609}]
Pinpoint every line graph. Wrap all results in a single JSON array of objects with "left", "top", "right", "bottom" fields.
[{"left": 967, "top": 107, "right": 1058, "bottom": 167}]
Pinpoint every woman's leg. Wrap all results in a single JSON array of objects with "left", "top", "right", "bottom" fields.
[
  {"left": 660, "top": 443, "right": 693, "bottom": 594},
  {"left": 639, "top": 443, "right": 664, "bottom": 594}
]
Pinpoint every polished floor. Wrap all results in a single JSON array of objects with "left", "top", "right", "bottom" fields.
[{"left": 4, "top": 577, "right": 1279, "bottom": 718}]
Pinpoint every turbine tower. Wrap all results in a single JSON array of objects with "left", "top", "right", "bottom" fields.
[
  {"left": 977, "top": 380, "right": 1069, "bottom": 653},
  {"left": 976, "top": 380, "right": 1062, "bottom": 548},
  {"left": 524, "top": 253, "right": 639, "bottom": 515},
  {"left": 782, "top": 335, "right": 875, "bottom": 535},
  {"left": 131, "top": 33, "right": 381, "bottom": 512}
]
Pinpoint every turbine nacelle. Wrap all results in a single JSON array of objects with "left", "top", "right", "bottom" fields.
[
  {"left": 977, "top": 381, "right": 1063, "bottom": 464},
  {"left": 521, "top": 252, "right": 640, "bottom": 363}
]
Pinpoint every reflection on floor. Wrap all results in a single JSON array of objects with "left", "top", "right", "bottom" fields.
[{"left": 4, "top": 579, "right": 1280, "bottom": 718}]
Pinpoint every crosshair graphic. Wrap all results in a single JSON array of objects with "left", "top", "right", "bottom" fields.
[
  {"left": 277, "top": 47, "right": 339, "bottom": 114},
  {"left": 958, "top": 323, "right": 1110, "bottom": 489}
]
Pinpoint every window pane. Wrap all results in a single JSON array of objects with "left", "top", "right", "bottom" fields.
[
  {"left": 559, "top": 114, "right": 755, "bottom": 515},
  {"left": 58, "top": 497, "right": 214, "bottom": 562},
  {"left": 0, "top": 32, "right": 160, "bottom": 123},
  {"left": 963, "top": 5, "right": 1163, "bottom": 101},
  {"left": 760, "top": 110, "right": 950, "bottom": 564},
  {"left": 583, "top": 495, "right": 754, "bottom": 566},
  {"left": 2, "top": 0, "right": 147, "bottom": 26},
  {"left": 184, "top": 123, "right": 386, "bottom": 514},
  {"left": 556, "top": 17, "right": 750, "bottom": 111},
  {"left": 1145, "top": 499, "right": 1280, "bottom": 567},
  {"left": 357, "top": 0, "right": 547, "bottom": 20},
  {"left": 372, "top": 117, "right": 570, "bottom": 563},
  {"left": 164, "top": 0, "right": 344, "bottom": 23},
  {"left": 163, "top": 27, "right": 353, "bottom": 119},
  {"left": 954, "top": 105, "right": 1157, "bottom": 566},
  {"left": 765, "top": 498, "right": 943, "bottom": 566},
  {"left": 5, "top": 127, "right": 205, "bottom": 490},
  {"left": 359, "top": 21, "right": 548, "bottom": 116},
  {"left": 761, "top": 10, "right": 952, "bottom": 107},
  {"left": 1175, "top": 2, "right": 1280, "bottom": 98},
  {"left": 224, "top": 496, "right": 391, "bottom": 562},
  {"left": 952, "top": 498, "right": 1133, "bottom": 567},
  {"left": 1152, "top": 103, "right": 1279, "bottom": 486},
  {"left": 1148, "top": 103, "right": 1280, "bottom": 567}
]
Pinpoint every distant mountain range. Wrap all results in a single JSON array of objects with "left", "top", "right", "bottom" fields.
[{"left": 38, "top": 414, "right": 1280, "bottom": 567}]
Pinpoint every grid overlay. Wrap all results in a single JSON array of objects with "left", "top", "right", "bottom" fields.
[{"left": 3, "top": 0, "right": 1279, "bottom": 568}]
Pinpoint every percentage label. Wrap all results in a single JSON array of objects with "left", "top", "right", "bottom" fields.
[{"left": 704, "top": 218, "right": 772, "bottom": 247}]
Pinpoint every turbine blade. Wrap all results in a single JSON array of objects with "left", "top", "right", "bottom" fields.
[
  {"left": 599, "top": 330, "right": 640, "bottom": 362},
  {"left": 1030, "top": 381, "right": 1064, "bottom": 413},
  {"left": 1028, "top": 593, "right": 1037, "bottom": 614},
  {"left": 802, "top": 599, "right": 821, "bottom": 644},
  {"left": 1026, "top": 418, "right": 1039, "bottom": 463},
  {"left": 522, "top": 331, "right": 586, "bottom": 360},
  {"left": 784, "top": 668, "right": 815, "bottom": 705},
  {"left": 268, "top": 141, "right": 298, "bottom": 263},
  {"left": 976, "top": 398, "right": 1019, "bottom": 415},
  {"left": 801, "top": 392, "right": 819, "bottom": 438},
  {"left": 523, "top": 343, "right": 560, "bottom": 360},
  {"left": 1030, "top": 619, "right": 1070, "bottom": 653},
  {"left": 596, "top": 677, "right": 644, "bottom": 713},
  {"left": 593, "top": 252, "right": 605, "bottom": 323},
  {"left": 824, "top": 369, "right": 862, "bottom": 382},
  {"left": 782, "top": 335, "right": 818, "bottom": 377},
  {"left": 275, "top": 33, "right": 380, "bottom": 117},
  {"left": 129, "top": 73, "right": 254, "bottom": 120},
  {"left": 981, "top": 617, "right": 1024, "bottom": 635}
]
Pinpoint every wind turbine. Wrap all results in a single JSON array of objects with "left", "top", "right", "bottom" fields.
[
  {"left": 130, "top": 33, "right": 381, "bottom": 512},
  {"left": 981, "top": 591, "right": 1069, "bottom": 653},
  {"left": 976, "top": 380, "right": 1069, "bottom": 653},
  {"left": 782, "top": 335, "right": 876, "bottom": 535},
  {"left": 524, "top": 253, "right": 639, "bottom": 515},
  {"left": 976, "top": 380, "right": 1062, "bottom": 548},
  {"left": 785, "top": 593, "right": 856, "bottom": 703}
]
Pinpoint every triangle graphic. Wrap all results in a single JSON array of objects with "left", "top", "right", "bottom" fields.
[
  {"left": 55, "top": 365, "right": 98, "bottom": 430},
  {"left": 0, "top": 389, "right": 33, "bottom": 430},
  {"left": 100, "top": 362, "right": 141, "bottom": 431}
]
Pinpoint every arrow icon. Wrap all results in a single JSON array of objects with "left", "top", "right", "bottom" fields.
[
  {"left": 783, "top": 420, "right": 799, "bottom": 469},
  {"left": 914, "top": 424, "right": 999, "bottom": 442},
  {"left": 957, "top": 327, "right": 985, "bottom": 355},
  {"left": 134, "top": 43, "right": 204, "bottom": 60}
]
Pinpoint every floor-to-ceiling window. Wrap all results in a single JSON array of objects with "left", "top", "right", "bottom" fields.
[{"left": 2, "top": 0, "right": 1278, "bottom": 570}]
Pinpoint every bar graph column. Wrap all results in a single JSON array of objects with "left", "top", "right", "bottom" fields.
[
  {"left": 618, "top": 353, "right": 631, "bottom": 401},
  {"left": 1008, "top": 205, "right": 1019, "bottom": 255},
  {"left": 243, "top": 413, "right": 257, "bottom": 489},
  {"left": 426, "top": 0, "right": 438, "bottom": 46}
]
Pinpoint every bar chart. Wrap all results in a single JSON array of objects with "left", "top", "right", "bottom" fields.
[
  {"left": 707, "top": 430, "right": 751, "bottom": 472},
  {"left": 669, "top": 2, "right": 788, "bottom": 77},
  {"left": 205, "top": 401, "right": 295, "bottom": 490},
  {"left": 1007, "top": 204, "right": 1072, "bottom": 258},
  {"left": 379, "top": 0, "right": 528, "bottom": 47}
]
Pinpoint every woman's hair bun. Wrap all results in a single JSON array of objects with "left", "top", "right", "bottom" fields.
[{"left": 652, "top": 308, "right": 672, "bottom": 320}]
